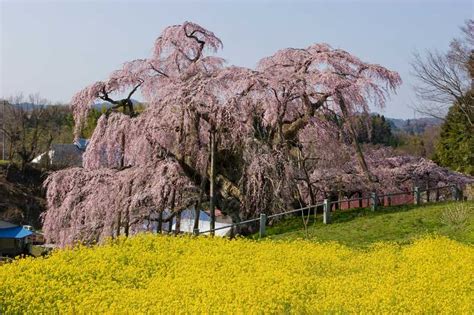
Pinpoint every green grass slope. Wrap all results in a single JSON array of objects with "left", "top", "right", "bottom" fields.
[{"left": 257, "top": 201, "right": 474, "bottom": 247}]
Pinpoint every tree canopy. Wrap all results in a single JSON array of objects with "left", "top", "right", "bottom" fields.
[
  {"left": 42, "top": 22, "right": 472, "bottom": 246},
  {"left": 434, "top": 92, "right": 474, "bottom": 175}
]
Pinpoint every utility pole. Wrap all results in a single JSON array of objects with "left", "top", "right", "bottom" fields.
[
  {"left": 2, "top": 100, "right": 5, "bottom": 161},
  {"left": 209, "top": 127, "right": 216, "bottom": 236}
]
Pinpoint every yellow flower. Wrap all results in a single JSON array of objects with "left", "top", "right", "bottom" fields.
[{"left": 0, "top": 234, "right": 472, "bottom": 314}]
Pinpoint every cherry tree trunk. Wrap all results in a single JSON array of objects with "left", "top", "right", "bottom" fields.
[
  {"left": 337, "top": 92, "right": 373, "bottom": 182},
  {"left": 193, "top": 206, "right": 200, "bottom": 233},
  {"left": 116, "top": 210, "right": 121, "bottom": 237},
  {"left": 426, "top": 181, "right": 430, "bottom": 203}
]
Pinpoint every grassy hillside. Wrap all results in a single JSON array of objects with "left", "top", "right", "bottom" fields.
[{"left": 259, "top": 201, "right": 474, "bottom": 247}]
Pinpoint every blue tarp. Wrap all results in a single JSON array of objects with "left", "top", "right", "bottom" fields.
[
  {"left": 0, "top": 226, "right": 33, "bottom": 239},
  {"left": 74, "top": 138, "right": 89, "bottom": 151}
]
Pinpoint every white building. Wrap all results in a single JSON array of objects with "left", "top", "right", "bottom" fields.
[{"left": 171, "top": 208, "right": 233, "bottom": 237}]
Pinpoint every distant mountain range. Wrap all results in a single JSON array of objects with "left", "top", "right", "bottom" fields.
[
  {"left": 7, "top": 102, "right": 50, "bottom": 110},
  {"left": 386, "top": 117, "right": 443, "bottom": 134}
]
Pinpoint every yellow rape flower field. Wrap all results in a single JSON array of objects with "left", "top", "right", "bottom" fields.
[{"left": 1, "top": 235, "right": 473, "bottom": 314}]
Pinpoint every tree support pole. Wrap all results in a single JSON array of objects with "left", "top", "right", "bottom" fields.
[
  {"left": 209, "top": 129, "right": 216, "bottom": 236},
  {"left": 259, "top": 213, "right": 267, "bottom": 238},
  {"left": 323, "top": 199, "right": 331, "bottom": 224},
  {"left": 371, "top": 192, "right": 377, "bottom": 211},
  {"left": 414, "top": 187, "right": 420, "bottom": 205}
]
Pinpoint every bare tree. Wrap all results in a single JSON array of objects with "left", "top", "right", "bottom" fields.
[
  {"left": 412, "top": 20, "right": 473, "bottom": 126},
  {"left": 0, "top": 93, "right": 72, "bottom": 171}
]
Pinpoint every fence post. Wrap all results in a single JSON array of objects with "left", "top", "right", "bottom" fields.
[
  {"left": 451, "top": 185, "right": 459, "bottom": 201},
  {"left": 371, "top": 192, "right": 377, "bottom": 211},
  {"left": 193, "top": 228, "right": 199, "bottom": 236},
  {"left": 259, "top": 213, "right": 267, "bottom": 238},
  {"left": 414, "top": 187, "right": 420, "bottom": 205},
  {"left": 323, "top": 199, "right": 331, "bottom": 224}
]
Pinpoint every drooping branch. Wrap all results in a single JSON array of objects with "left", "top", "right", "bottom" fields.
[
  {"left": 98, "top": 87, "right": 119, "bottom": 105},
  {"left": 336, "top": 91, "right": 373, "bottom": 182}
]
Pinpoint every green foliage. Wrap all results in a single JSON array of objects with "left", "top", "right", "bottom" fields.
[
  {"left": 356, "top": 114, "right": 398, "bottom": 146},
  {"left": 257, "top": 201, "right": 474, "bottom": 247},
  {"left": 392, "top": 125, "right": 440, "bottom": 159},
  {"left": 80, "top": 107, "right": 104, "bottom": 139},
  {"left": 79, "top": 103, "right": 147, "bottom": 139},
  {"left": 434, "top": 95, "right": 474, "bottom": 175}
]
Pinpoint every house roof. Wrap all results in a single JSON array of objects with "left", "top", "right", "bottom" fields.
[
  {"left": 0, "top": 226, "right": 33, "bottom": 239},
  {"left": 50, "top": 144, "right": 83, "bottom": 166}
]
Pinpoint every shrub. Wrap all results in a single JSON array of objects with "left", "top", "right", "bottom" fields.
[{"left": 441, "top": 202, "right": 472, "bottom": 227}]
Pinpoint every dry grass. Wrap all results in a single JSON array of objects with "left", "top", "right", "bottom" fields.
[{"left": 441, "top": 202, "right": 473, "bottom": 228}]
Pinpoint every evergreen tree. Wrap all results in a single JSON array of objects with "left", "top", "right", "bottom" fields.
[{"left": 434, "top": 92, "right": 474, "bottom": 175}]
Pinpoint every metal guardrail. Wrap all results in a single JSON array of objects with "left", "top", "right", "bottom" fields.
[{"left": 196, "top": 184, "right": 462, "bottom": 238}]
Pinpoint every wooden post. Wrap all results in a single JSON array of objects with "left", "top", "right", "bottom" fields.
[
  {"left": 387, "top": 194, "right": 392, "bottom": 206},
  {"left": 358, "top": 192, "right": 363, "bottom": 208},
  {"left": 337, "top": 191, "right": 343, "bottom": 210},
  {"left": 414, "top": 187, "right": 420, "bottom": 205},
  {"left": 371, "top": 192, "right": 377, "bottom": 211},
  {"left": 193, "top": 204, "right": 200, "bottom": 235},
  {"left": 157, "top": 211, "right": 163, "bottom": 234},
  {"left": 193, "top": 203, "right": 201, "bottom": 236},
  {"left": 259, "top": 213, "right": 267, "bottom": 238},
  {"left": 323, "top": 199, "right": 331, "bottom": 224},
  {"left": 435, "top": 187, "right": 440, "bottom": 202},
  {"left": 426, "top": 182, "right": 430, "bottom": 203},
  {"left": 451, "top": 186, "right": 459, "bottom": 201}
]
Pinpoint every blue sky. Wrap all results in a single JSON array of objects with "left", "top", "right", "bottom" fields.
[{"left": 1, "top": 0, "right": 472, "bottom": 118}]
